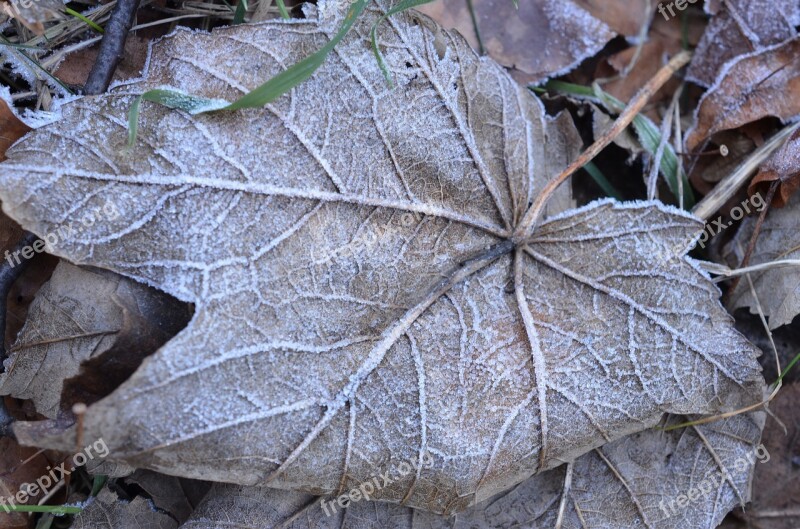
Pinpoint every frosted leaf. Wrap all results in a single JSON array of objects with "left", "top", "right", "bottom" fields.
[
  {"left": 723, "top": 191, "right": 800, "bottom": 330},
  {"left": 181, "top": 413, "right": 766, "bottom": 529},
  {"left": 686, "top": 38, "right": 800, "bottom": 151},
  {"left": 0, "top": 0, "right": 763, "bottom": 515},
  {"left": 416, "top": 0, "right": 616, "bottom": 84},
  {"left": 687, "top": 0, "right": 799, "bottom": 88},
  {"left": 71, "top": 488, "right": 178, "bottom": 529}
]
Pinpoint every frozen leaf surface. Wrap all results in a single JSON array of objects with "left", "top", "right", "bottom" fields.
[
  {"left": 686, "top": 38, "right": 800, "bottom": 151},
  {"left": 71, "top": 488, "right": 178, "bottom": 529},
  {"left": 724, "top": 191, "right": 800, "bottom": 330},
  {"left": 181, "top": 413, "right": 766, "bottom": 529},
  {"left": 0, "top": 0, "right": 764, "bottom": 515},
  {"left": 416, "top": 0, "right": 616, "bottom": 84},
  {"left": 687, "top": 0, "right": 799, "bottom": 88}
]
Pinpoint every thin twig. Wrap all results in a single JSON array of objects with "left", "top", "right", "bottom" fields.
[
  {"left": 83, "top": 0, "right": 141, "bottom": 95},
  {"left": 0, "top": 231, "right": 39, "bottom": 362},
  {"left": 514, "top": 51, "right": 692, "bottom": 241},
  {"left": 724, "top": 179, "right": 778, "bottom": 303}
]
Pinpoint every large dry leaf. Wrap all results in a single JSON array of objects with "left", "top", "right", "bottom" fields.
[
  {"left": 416, "top": 0, "right": 616, "bottom": 84},
  {"left": 724, "top": 191, "right": 800, "bottom": 330},
  {"left": 0, "top": 261, "right": 192, "bottom": 418},
  {"left": 0, "top": 0, "right": 764, "bottom": 515},
  {"left": 686, "top": 38, "right": 800, "bottom": 151},
  {"left": 182, "top": 413, "right": 766, "bottom": 529}
]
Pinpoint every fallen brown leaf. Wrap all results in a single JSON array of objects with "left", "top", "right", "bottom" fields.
[
  {"left": 687, "top": 0, "right": 800, "bottom": 88},
  {"left": 0, "top": 261, "right": 192, "bottom": 419},
  {"left": 416, "top": 0, "right": 616, "bottom": 83},
  {"left": 71, "top": 487, "right": 178, "bottom": 529},
  {"left": 0, "top": 98, "right": 30, "bottom": 162},
  {"left": 748, "top": 126, "right": 800, "bottom": 207},
  {"left": 181, "top": 413, "right": 766, "bottom": 529},
  {"left": 686, "top": 38, "right": 800, "bottom": 152},
  {"left": 0, "top": 437, "right": 51, "bottom": 529}
]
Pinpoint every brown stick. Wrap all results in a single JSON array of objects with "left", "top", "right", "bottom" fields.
[
  {"left": 83, "top": 0, "right": 141, "bottom": 95},
  {"left": 724, "top": 179, "right": 778, "bottom": 304},
  {"left": 514, "top": 51, "right": 692, "bottom": 242}
]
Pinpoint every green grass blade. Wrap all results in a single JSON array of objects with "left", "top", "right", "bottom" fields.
[
  {"left": 90, "top": 475, "right": 108, "bottom": 497},
  {"left": 0, "top": 505, "right": 82, "bottom": 515},
  {"left": 775, "top": 351, "right": 800, "bottom": 385},
  {"left": 233, "top": 0, "right": 248, "bottom": 25},
  {"left": 583, "top": 161, "right": 623, "bottom": 200},
  {"left": 64, "top": 7, "right": 104, "bottom": 34},
  {"left": 276, "top": 0, "right": 290, "bottom": 19},
  {"left": 370, "top": 0, "right": 437, "bottom": 86},
  {"left": 225, "top": 0, "right": 368, "bottom": 109}
]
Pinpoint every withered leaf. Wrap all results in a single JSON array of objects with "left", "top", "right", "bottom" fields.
[
  {"left": 0, "top": 0, "right": 764, "bottom": 515},
  {"left": 416, "top": 0, "right": 616, "bottom": 84},
  {"left": 181, "top": 413, "right": 766, "bottom": 529},
  {"left": 686, "top": 37, "right": 800, "bottom": 151},
  {"left": 0, "top": 261, "right": 192, "bottom": 418},
  {"left": 71, "top": 487, "right": 179, "bottom": 529},
  {"left": 687, "top": 0, "right": 799, "bottom": 88},
  {"left": 724, "top": 191, "right": 800, "bottom": 330},
  {"left": 748, "top": 126, "right": 800, "bottom": 207}
]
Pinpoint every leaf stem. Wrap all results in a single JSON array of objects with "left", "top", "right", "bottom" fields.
[{"left": 514, "top": 51, "right": 691, "bottom": 242}]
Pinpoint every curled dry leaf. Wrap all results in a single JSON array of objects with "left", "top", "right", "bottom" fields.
[
  {"left": 126, "top": 470, "right": 210, "bottom": 524},
  {"left": 0, "top": 261, "right": 192, "bottom": 418},
  {"left": 416, "top": 0, "right": 616, "bottom": 84},
  {"left": 687, "top": 0, "right": 799, "bottom": 88},
  {"left": 182, "top": 414, "right": 765, "bottom": 529},
  {"left": 71, "top": 487, "right": 179, "bottom": 529},
  {"left": 724, "top": 191, "right": 800, "bottom": 330},
  {"left": 0, "top": 0, "right": 764, "bottom": 515},
  {"left": 748, "top": 126, "right": 800, "bottom": 208},
  {"left": 0, "top": 97, "right": 30, "bottom": 162},
  {"left": 686, "top": 38, "right": 800, "bottom": 152}
]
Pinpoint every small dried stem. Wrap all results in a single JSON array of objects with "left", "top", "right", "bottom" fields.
[{"left": 515, "top": 51, "right": 692, "bottom": 241}]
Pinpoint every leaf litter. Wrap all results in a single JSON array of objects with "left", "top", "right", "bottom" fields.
[{"left": 5, "top": 0, "right": 800, "bottom": 527}]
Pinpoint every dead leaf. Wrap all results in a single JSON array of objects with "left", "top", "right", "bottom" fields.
[
  {"left": 596, "top": 14, "right": 702, "bottom": 110},
  {"left": 723, "top": 191, "right": 800, "bottom": 330},
  {"left": 416, "top": 0, "right": 616, "bottom": 84},
  {"left": 687, "top": 0, "right": 800, "bottom": 88},
  {"left": 686, "top": 38, "right": 800, "bottom": 151},
  {"left": 0, "top": 1, "right": 764, "bottom": 515},
  {"left": 748, "top": 126, "right": 800, "bottom": 207},
  {"left": 0, "top": 261, "right": 192, "bottom": 418},
  {"left": 126, "top": 470, "right": 210, "bottom": 524},
  {"left": 0, "top": 437, "right": 51, "bottom": 529},
  {"left": 181, "top": 413, "right": 766, "bottom": 529},
  {"left": 0, "top": 97, "right": 30, "bottom": 162},
  {"left": 71, "top": 487, "right": 178, "bottom": 529},
  {"left": 55, "top": 36, "right": 151, "bottom": 88}
]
